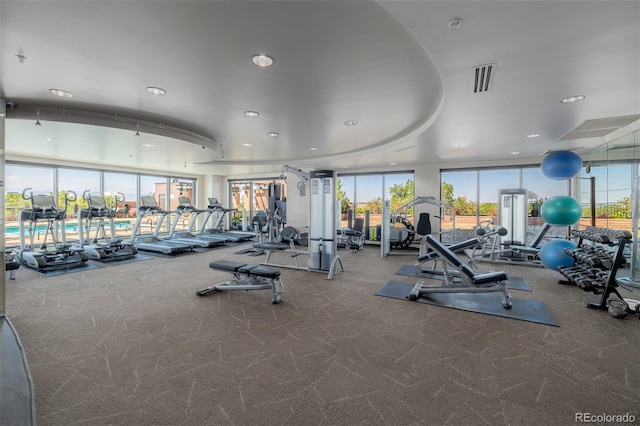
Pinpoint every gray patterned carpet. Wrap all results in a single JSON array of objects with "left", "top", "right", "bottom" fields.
[{"left": 5, "top": 245, "right": 640, "bottom": 425}]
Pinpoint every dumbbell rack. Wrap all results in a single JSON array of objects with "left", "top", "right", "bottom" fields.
[{"left": 557, "top": 226, "right": 632, "bottom": 311}]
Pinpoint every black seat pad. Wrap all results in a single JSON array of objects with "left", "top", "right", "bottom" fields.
[
  {"left": 248, "top": 266, "right": 281, "bottom": 279},
  {"left": 238, "top": 264, "right": 258, "bottom": 274},
  {"left": 209, "top": 260, "right": 247, "bottom": 272},
  {"left": 472, "top": 271, "right": 507, "bottom": 285},
  {"left": 417, "top": 238, "right": 480, "bottom": 262},
  {"left": 254, "top": 243, "right": 289, "bottom": 250}
]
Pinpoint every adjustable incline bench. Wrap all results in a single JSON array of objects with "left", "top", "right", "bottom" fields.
[
  {"left": 196, "top": 260, "right": 283, "bottom": 304},
  {"left": 416, "top": 225, "right": 507, "bottom": 279},
  {"left": 407, "top": 235, "right": 512, "bottom": 309}
]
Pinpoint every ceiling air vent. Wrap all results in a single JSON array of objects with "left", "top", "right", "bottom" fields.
[
  {"left": 472, "top": 63, "right": 496, "bottom": 93},
  {"left": 558, "top": 114, "right": 640, "bottom": 141}
]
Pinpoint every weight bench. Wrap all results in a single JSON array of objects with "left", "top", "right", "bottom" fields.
[
  {"left": 196, "top": 260, "right": 283, "bottom": 304},
  {"left": 407, "top": 235, "right": 512, "bottom": 309},
  {"left": 415, "top": 227, "right": 507, "bottom": 278},
  {"left": 254, "top": 240, "right": 309, "bottom": 271}
]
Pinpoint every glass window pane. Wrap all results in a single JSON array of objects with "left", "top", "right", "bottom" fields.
[
  {"left": 337, "top": 176, "right": 355, "bottom": 229},
  {"left": 58, "top": 168, "right": 101, "bottom": 221},
  {"left": 582, "top": 164, "right": 633, "bottom": 230},
  {"left": 230, "top": 181, "right": 251, "bottom": 231},
  {"left": 522, "top": 167, "right": 569, "bottom": 240},
  {"left": 140, "top": 175, "right": 169, "bottom": 233},
  {"left": 355, "top": 175, "right": 382, "bottom": 240},
  {"left": 104, "top": 172, "right": 137, "bottom": 219},
  {"left": 5, "top": 165, "right": 54, "bottom": 248},
  {"left": 441, "top": 170, "right": 478, "bottom": 234},
  {"left": 166, "top": 179, "right": 195, "bottom": 231},
  {"left": 479, "top": 169, "right": 519, "bottom": 206},
  {"left": 385, "top": 174, "right": 414, "bottom": 213}
]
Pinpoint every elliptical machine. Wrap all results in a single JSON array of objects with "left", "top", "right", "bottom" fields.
[
  {"left": 16, "top": 188, "right": 89, "bottom": 271},
  {"left": 77, "top": 190, "right": 138, "bottom": 262}
]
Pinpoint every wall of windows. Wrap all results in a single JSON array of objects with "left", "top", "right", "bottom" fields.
[
  {"left": 228, "top": 178, "right": 286, "bottom": 231},
  {"left": 3, "top": 162, "right": 196, "bottom": 248},
  {"left": 337, "top": 171, "right": 414, "bottom": 238},
  {"left": 441, "top": 165, "right": 569, "bottom": 242}
]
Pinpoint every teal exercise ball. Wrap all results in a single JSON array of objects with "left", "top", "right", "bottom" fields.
[
  {"left": 540, "top": 195, "right": 582, "bottom": 226},
  {"left": 540, "top": 151, "right": 582, "bottom": 181},
  {"left": 539, "top": 239, "right": 576, "bottom": 271}
]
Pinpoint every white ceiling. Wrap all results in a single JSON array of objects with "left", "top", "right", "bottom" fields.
[{"left": 1, "top": 1, "right": 639, "bottom": 177}]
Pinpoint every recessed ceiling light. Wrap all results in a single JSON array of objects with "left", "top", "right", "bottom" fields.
[
  {"left": 244, "top": 111, "right": 259, "bottom": 117},
  {"left": 252, "top": 54, "right": 274, "bottom": 67},
  {"left": 510, "top": 151, "right": 520, "bottom": 155},
  {"left": 310, "top": 147, "right": 319, "bottom": 151},
  {"left": 448, "top": 18, "right": 463, "bottom": 29},
  {"left": 142, "top": 143, "right": 155, "bottom": 148},
  {"left": 390, "top": 162, "right": 397, "bottom": 165},
  {"left": 267, "top": 132, "right": 279, "bottom": 138},
  {"left": 341, "top": 165, "right": 348, "bottom": 168},
  {"left": 242, "top": 155, "right": 248, "bottom": 158},
  {"left": 344, "top": 120, "right": 358, "bottom": 126},
  {"left": 561, "top": 95, "right": 585, "bottom": 103},
  {"left": 242, "top": 143, "right": 253, "bottom": 147},
  {"left": 49, "top": 88, "right": 72, "bottom": 97},
  {"left": 526, "top": 134, "right": 540, "bottom": 138},
  {"left": 146, "top": 86, "right": 166, "bottom": 95}
]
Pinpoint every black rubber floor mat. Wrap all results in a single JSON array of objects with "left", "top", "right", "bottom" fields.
[
  {"left": 376, "top": 280, "right": 557, "bottom": 326},
  {"left": 40, "top": 262, "right": 103, "bottom": 276},
  {"left": 395, "top": 265, "right": 531, "bottom": 291}
]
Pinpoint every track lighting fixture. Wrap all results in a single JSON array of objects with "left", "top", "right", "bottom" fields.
[
  {"left": 35, "top": 109, "right": 41, "bottom": 127},
  {"left": 135, "top": 123, "right": 140, "bottom": 137}
]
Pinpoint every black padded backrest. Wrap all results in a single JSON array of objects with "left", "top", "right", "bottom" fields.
[
  {"left": 417, "top": 237, "right": 480, "bottom": 262},
  {"left": 425, "top": 234, "right": 474, "bottom": 278},
  {"left": 416, "top": 213, "right": 432, "bottom": 235},
  {"left": 353, "top": 217, "right": 364, "bottom": 232}
]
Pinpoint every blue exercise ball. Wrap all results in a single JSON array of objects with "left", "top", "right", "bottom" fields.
[
  {"left": 540, "top": 195, "right": 582, "bottom": 226},
  {"left": 540, "top": 151, "right": 582, "bottom": 181},
  {"left": 539, "top": 239, "right": 576, "bottom": 271}
]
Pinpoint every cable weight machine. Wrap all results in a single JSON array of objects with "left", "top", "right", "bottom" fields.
[{"left": 308, "top": 170, "right": 344, "bottom": 279}]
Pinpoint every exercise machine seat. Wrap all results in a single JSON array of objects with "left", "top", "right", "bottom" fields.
[
  {"left": 245, "top": 266, "right": 281, "bottom": 279},
  {"left": 472, "top": 271, "right": 508, "bottom": 285},
  {"left": 209, "top": 260, "right": 246, "bottom": 272},
  {"left": 254, "top": 242, "right": 289, "bottom": 250}
]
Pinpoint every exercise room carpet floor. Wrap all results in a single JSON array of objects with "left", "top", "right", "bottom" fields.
[{"left": 5, "top": 245, "right": 640, "bottom": 425}]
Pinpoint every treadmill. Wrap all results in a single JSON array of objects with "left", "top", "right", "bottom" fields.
[
  {"left": 166, "top": 197, "right": 226, "bottom": 248},
  {"left": 197, "top": 198, "right": 255, "bottom": 242},
  {"left": 129, "top": 196, "right": 195, "bottom": 254}
]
